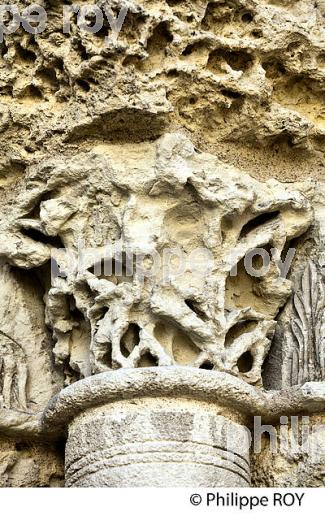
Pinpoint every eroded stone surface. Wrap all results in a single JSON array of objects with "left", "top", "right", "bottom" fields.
[
  {"left": 0, "top": 133, "right": 314, "bottom": 388},
  {"left": 1, "top": 0, "right": 325, "bottom": 184},
  {"left": 0, "top": 0, "right": 324, "bottom": 488},
  {"left": 0, "top": 435, "right": 64, "bottom": 487},
  {"left": 252, "top": 413, "right": 325, "bottom": 487}
]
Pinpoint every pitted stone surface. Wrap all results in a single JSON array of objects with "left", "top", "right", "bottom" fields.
[
  {"left": 0, "top": 0, "right": 324, "bottom": 488},
  {"left": 1, "top": 0, "right": 325, "bottom": 181}
]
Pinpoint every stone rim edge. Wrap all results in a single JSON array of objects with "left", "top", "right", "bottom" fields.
[{"left": 41, "top": 367, "right": 325, "bottom": 431}]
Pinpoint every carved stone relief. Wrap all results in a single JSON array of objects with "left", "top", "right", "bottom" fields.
[
  {"left": 0, "top": 131, "right": 323, "bottom": 487},
  {"left": 0, "top": 331, "right": 27, "bottom": 411},
  {"left": 0, "top": 134, "right": 313, "bottom": 389},
  {"left": 0, "top": 0, "right": 324, "bottom": 489},
  {"left": 0, "top": 261, "right": 61, "bottom": 414},
  {"left": 285, "top": 260, "right": 325, "bottom": 386}
]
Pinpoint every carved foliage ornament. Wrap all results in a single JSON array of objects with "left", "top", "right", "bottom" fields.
[
  {"left": 286, "top": 260, "right": 325, "bottom": 386},
  {"left": 0, "top": 134, "right": 313, "bottom": 387},
  {"left": 0, "top": 331, "right": 27, "bottom": 411}
]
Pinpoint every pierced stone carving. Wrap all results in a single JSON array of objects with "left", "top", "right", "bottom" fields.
[
  {"left": 0, "top": 0, "right": 324, "bottom": 490},
  {"left": 0, "top": 134, "right": 313, "bottom": 387},
  {"left": 0, "top": 331, "right": 27, "bottom": 411},
  {"left": 284, "top": 260, "right": 325, "bottom": 386}
]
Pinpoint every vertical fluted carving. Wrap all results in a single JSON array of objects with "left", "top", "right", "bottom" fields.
[{"left": 288, "top": 261, "right": 325, "bottom": 385}]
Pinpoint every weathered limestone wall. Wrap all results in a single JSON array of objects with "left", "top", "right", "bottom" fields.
[
  {"left": 0, "top": 436, "right": 64, "bottom": 487},
  {"left": 0, "top": 0, "right": 324, "bottom": 487}
]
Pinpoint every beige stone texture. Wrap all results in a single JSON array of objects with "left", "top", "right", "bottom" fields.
[{"left": 0, "top": 0, "right": 324, "bottom": 487}]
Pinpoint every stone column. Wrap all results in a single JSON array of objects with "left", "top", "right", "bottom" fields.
[{"left": 42, "top": 367, "right": 264, "bottom": 487}]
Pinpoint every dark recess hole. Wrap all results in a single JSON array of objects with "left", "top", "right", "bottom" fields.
[
  {"left": 0, "top": 42, "right": 8, "bottom": 57},
  {"left": 121, "top": 323, "right": 141, "bottom": 358},
  {"left": 22, "top": 191, "right": 57, "bottom": 219},
  {"left": 31, "top": 260, "right": 52, "bottom": 293},
  {"left": 16, "top": 45, "right": 36, "bottom": 62},
  {"left": 76, "top": 79, "right": 90, "bottom": 92},
  {"left": 182, "top": 44, "right": 194, "bottom": 56},
  {"left": 102, "top": 348, "right": 113, "bottom": 369},
  {"left": 262, "top": 61, "right": 286, "bottom": 78},
  {"left": 185, "top": 299, "right": 207, "bottom": 321},
  {"left": 15, "top": 442, "right": 30, "bottom": 451},
  {"left": 88, "top": 255, "right": 132, "bottom": 280},
  {"left": 225, "top": 320, "right": 257, "bottom": 346},
  {"left": 53, "top": 57, "right": 64, "bottom": 73},
  {"left": 242, "top": 12, "right": 253, "bottom": 23},
  {"left": 200, "top": 361, "right": 214, "bottom": 370},
  {"left": 21, "top": 227, "right": 64, "bottom": 248},
  {"left": 167, "top": 69, "right": 179, "bottom": 77},
  {"left": 239, "top": 211, "right": 280, "bottom": 238},
  {"left": 166, "top": 0, "right": 183, "bottom": 6},
  {"left": 25, "top": 85, "right": 43, "bottom": 99},
  {"left": 93, "top": 20, "right": 109, "bottom": 39},
  {"left": 96, "top": 306, "right": 110, "bottom": 320},
  {"left": 73, "top": 40, "right": 88, "bottom": 61},
  {"left": 237, "top": 351, "right": 253, "bottom": 373},
  {"left": 209, "top": 49, "right": 253, "bottom": 72},
  {"left": 138, "top": 351, "right": 158, "bottom": 367},
  {"left": 37, "top": 68, "right": 59, "bottom": 89},
  {"left": 69, "top": 295, "right": 84, "bottom": 322},
  {"left": 182, "top": 41, "right": 206, "bottom": 57},
  {"left": 146, "top": 21, "right": 173, "bottom": 54},
  {"left": 221, "top": 89, "right": 242, "bottom": 99}
]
